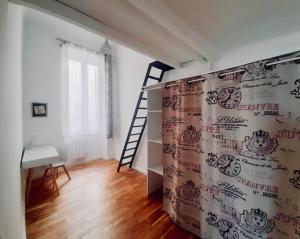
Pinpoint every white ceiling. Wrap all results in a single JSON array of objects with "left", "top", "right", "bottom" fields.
[{"left": 15, "top": 0, "right": 300, "bottom": 67}]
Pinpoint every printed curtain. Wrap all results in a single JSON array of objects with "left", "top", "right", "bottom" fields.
[{"left": 162, "top": 51, "right": 300, "bottom": 239}]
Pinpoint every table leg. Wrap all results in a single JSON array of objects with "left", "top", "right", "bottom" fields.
[
  {"left": 50, "top": 164, "right": 59, "bottom": 196},
  {"left": 40, "top": 168, "right": 49, "bottom": 187},
  {"left": 26, "top": 168, "right": 32, "bottom": 204},
  {"left": 63, "top": 165, "right": 71, "bottom": 180}
]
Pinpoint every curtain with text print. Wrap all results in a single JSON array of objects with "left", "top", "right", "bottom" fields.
[{"left": 162, "top": 51, "right": 300, "bottom": 239}]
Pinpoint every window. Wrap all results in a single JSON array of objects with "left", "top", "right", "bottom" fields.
[
  {"left": 87, "top": 65, "right": 98, "bottom": 133},
  {"left": 68, "top": 60, "right": 82, "bottom": 134},
  {"left": 63, "top": 46, "right": 102, "bottom": 137}
]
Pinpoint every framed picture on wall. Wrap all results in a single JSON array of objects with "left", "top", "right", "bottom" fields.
[{"left": 32, "top": 102, "right": 47, "bottom": 117}]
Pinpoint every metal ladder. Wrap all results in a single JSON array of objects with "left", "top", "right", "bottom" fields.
[{"left": 117, "top": 61, "right": 174, "bottom": 172}]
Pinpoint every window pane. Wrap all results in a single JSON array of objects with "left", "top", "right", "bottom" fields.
[
  {"left": 68, "top": 60, "right": 82, "bottom": 134},
  {"left": 87, "top": 65, "right": 98, "bottom": 133}
]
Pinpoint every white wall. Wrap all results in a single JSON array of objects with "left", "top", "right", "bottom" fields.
[
  {"left": 164, "top": 29, "right": 300, "bottom": 82},
  {"left": 22, "top": 8, "right": 153, "bottom": 174},
  {"left": 0, "top": 2, "right": 26, "bottom": 239},
  {"left": 108, "top": 45, "right": 153, "bottom": 174},
  {"left": 164, "top": 60, "right": 210, "bottom": 82},
  {"left": 22, "top": 9, "right": 110, "bottom": 162},
  {"left": 214, "top": 30, "right": 300, "bottom": 70}
]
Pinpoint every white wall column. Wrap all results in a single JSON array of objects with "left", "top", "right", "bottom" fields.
[{"left": 0, "top": 2, "right": 25, "bottom": 239}]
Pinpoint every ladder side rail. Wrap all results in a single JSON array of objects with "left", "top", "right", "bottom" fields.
[
  {"left": 117, "top": 65, "right": 151, "bottom": 171},
  {"left": 129, "top": 117, "right": 147, "bottom": 168},
  {"left": 117, "top": 90, "right": 146, "bottom": 171},
  {"left": 128, "top": 67, "right": 166, "bottom": 167},
  {"left": 117, "top": 61, "right": 174, "bottom": 172}
]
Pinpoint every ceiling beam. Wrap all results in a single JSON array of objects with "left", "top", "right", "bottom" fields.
[
  {"left": 105, "top": 0, "right": 206, "bottom": 65},
  {"left": 128, "top": 0, "right": 215, "bottom": 63},
  {"left": 11, "top": 0, "right": 180, "bottom": 67}
]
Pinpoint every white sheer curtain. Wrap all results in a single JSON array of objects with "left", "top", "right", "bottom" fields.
[{"left": 61, "top": 44, "right": 106, "bottom": 163}]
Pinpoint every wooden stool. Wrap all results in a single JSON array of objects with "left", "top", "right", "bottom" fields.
[{"left": 41, "top": 161, "right": 71, "bottom": 186}]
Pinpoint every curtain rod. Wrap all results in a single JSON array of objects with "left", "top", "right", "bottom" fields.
[
  {"left": 143, "top": 76, "right": 206, "bottom": 91},
  {"left": 143, "top": 50, "right": 300, "bottom": 91},
  {"left": 56, "top": 37, "right": 102, "bottom": 55},
  {"left": 265, "top": 56, "right": 300, "bottom": 66}
]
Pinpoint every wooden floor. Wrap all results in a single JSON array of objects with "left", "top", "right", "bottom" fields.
[{"left": 26, "top": 159, "right": 197, "bottom": 239}]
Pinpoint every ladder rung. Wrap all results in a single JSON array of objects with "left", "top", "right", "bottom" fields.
[
  {"left": 122, "top": 155, "right": 134, "bottom": 159},
  {"left": 130, "top": 133, "right": 141, "bottom": 136},
  {"left": 133, "top": 125, "right": 143, "bottom": 127},
  {"left": 141, "top": 97, "right": 147, "bottom": 100},
  {"left": 125, "top": 147, "right": 136, "bottom": 151},
  {"left": 135, "top": 117, "right": 146, "bottom": 119},
  {"left": 148, "top": 76, "right": 160, "bottom": 81},
  {"left": 121, "top": 162, "right": 131, "bottom": 166},
  {"left": 128, "top": 140, "right": 138, "bottom": 143},
  {"left": 139, "top": 107, "right": 147, "bottom": 110}
]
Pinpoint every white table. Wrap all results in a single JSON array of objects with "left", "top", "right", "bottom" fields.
[{"left": 22, "top": 146, "right": 60, "bottom": 202}]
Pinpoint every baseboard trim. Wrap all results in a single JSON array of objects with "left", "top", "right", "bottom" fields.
[
  {"left": 132, "top": 165, "right": 147, "bottom": 175},
  {"left": 109, "top": 158, "right": 147, "bottom": 175}
]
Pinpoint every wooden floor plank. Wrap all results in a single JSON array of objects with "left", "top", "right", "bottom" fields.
[{"left": 26, "top": 159, "right": 196, "bottom": 239}]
